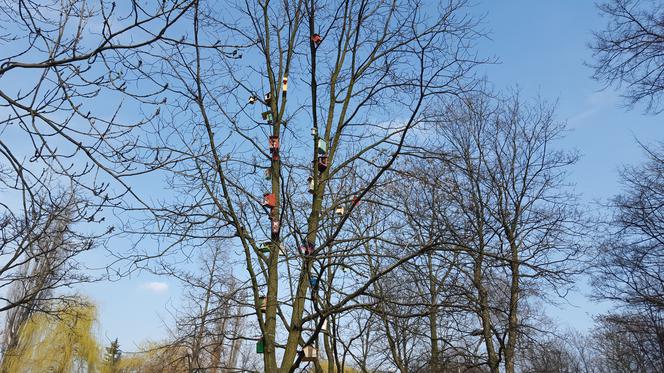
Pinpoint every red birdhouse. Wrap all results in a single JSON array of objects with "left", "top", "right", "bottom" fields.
[
  {"left": 310, "top": 34, "right": 322, "bottom": 45},
  {"left": 269, "top": 135, "right": 279, "bottom": 151},
  {"left": 352, "top": 195, "right": 360, "bottom": 206},
  {"left": 317, "top": 156, "right": 328, "bottom": 172},
  {"left": 263, "top": 193, "right": 276, "bottom": 208}
]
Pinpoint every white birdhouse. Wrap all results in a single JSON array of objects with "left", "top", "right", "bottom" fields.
[{"left": 302, "top": 345, "right": 318, "bottom": 361}]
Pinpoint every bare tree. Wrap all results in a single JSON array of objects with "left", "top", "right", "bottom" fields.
[
  {"left": 590, "top": 0, "right": 664, "bottom": 113},
  {"left": 591, "top": 141, "right": 664, "bottom": 372},
  {"left": 419, "top": 93, "right": 585, "bottom": 373},
  {"left": 116, "top": 0, "right": 484, "bottom": 371}
]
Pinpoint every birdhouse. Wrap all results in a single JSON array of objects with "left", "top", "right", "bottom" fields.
[
  {"left": 310, "top": 34, "right": 322, "bottom": 45},
  {"left": 272, "top": 152, "right": 280, "bottom": 161},
  {"left": 317, "top": 139, "right": 327, "bottom": 154},
  {"left": 299, "top": 243, "right": 315, "bottom": 256},
  {"left": 269, "top": 135, "right": 279, "bottom": 151},
  {"left": 265, "top": 168, "right": 271, "bottom": 180},
  {"left": 271, "top": 220, "right": 280, "bottom": 235},
  {"left": 317, "top": 156, "right": 328, "bottom": 172},
  {"left": 263, "top": 193, "right": 276, "bottom": 208},
  {"left": 309, "top": 276, "right": 318, "bottom": 287},
  {"left": 248, "top": 95, "right": 258, "bottom": 104},
  {"left": 302, "top": 345, "right": 318, "bottom": 361},
  {"left": 282, "top": 76, "right": 288, "bottom": 92},
  {"left": 259, "top": 296, "right": 267, "bottom": 311},
  {"left": 352, "top": 195, "right": 360, "bottom": 206},
  {"left": 335, "top": 206, "right": 345, "bottom": 215},
  {"left": 261, "top": 111, "right": 273, "bottom": 121},
  {"left": 311, "top": 127, "right": 317, "bottom": 136},
  {"left": 260, "top": 241, "right": 271, "bottom": 253},
  {"left": 307, "top": 176, "right": 315, "bottom": 193},
  {"left": 264, "top": 92, "right": 272, "bottom": 105},
  {"left": 256, "top": 338, "right": 265, "bottom": 354}
]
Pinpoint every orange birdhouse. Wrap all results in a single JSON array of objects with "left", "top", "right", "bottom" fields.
[
  {"left": 310, "top": 34, "right": 322, "bottom": 45},
  {"left": 263, "top": 193, "right": 276, "bottom": 208},
  {"left": 269, "top": 135, "right": 279, "bottom": 151}
]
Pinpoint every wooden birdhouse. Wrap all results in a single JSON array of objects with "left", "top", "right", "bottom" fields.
[
  {"left": 311, "top": 127, "right": 317, "bottom": 136},
  {"left": 264, "top": 168, "right": 271, "bottom": 180},
  {"left": 261, "top": 111, "right": 273, "bottom": 121},
  {"left": 310, "top": 34, "right": 322, "bottom": 45},
  {"left": 352, "top": 195, "right": 360, "bottom": 206},
  {"left": 263, "top": 193, "right": 276, "bottom": 208},
  {"left": 299, "top": 243, "right": 314, "bottom": 255},
  {"left": 317, "top": 156, "right": 328, "bottom": 172},
  {"left": 260, "top": 241, "right": 271, "bottom": 253},
  {"left": 307, "top": 176, "right": 315, "bottom": 193},
  {"left": 264, "top": 92, "right": 272, "bottom": 105},
  {"left": 317, "top": 139, "right": 327, "bottom": 154},
  {"left": 248, "top": 95, "right": 258, "bottom": 104},
  {"left": 309, "top": 276, "right": 318, "bottom": 287},
  {"left": 282, "top": 76, "right": 288, "bottom": 92},
  {"left": 256, "top": 338, "right": 265, "bottom": 354},
  {"left": 335, "top": 206, "right": 345, "bottom": 215},
  {"left": 271, "top": 220, "right": 280, "bottom": 235},
  {"left": 259, "top": 296, "right": 267, "bottom": 312},
  {"left": 302, "top": 345, "right": 318, "bottom": 361},
  {"left": 269, "top": 135, "right": 279, "bottom": 151}
]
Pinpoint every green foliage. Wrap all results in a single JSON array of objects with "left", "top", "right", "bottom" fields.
[{"left": 1, "top": 299, "right": 100, "bottom": 373}]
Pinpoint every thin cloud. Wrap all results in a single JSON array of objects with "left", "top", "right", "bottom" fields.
[{"left": 140, "top": 281, "right": 169, "bottom": 295}]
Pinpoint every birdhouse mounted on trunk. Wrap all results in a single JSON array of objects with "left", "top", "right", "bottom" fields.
[
  {"left": 264, "top": 92, "right": 272, "bottom": 105},
  {"left": 261, "top": 111, "right": 273, "bottom": 121},
  {"left": 264, "top": 168, "right": 271, "bottom": 180},
  {"left": 335, "top": 206, "right": 345, "bottom": 215},
  {"left": 282, "top": 76, "right": 288, "bottom": 92},
  {"left": 271, "top": 220, "right": 280, "bottom": 235},
  {"left": 309, "top": 276, "right": 318, "bottom": 287},
  {"left": 310, "top": 34, "right": 322, "bottom": 46},
  {"left": 311, "top": 127, "right": 317, "bottom": 136},
  {"left": 317, "top": 139, "right": 327, "bottom": 154},
  {"left": 268, "top": 135, "right": 279, "bottom": 151},
  {"left": 263, "top": 193, "right": 276, "bottom": 208},
  {"left": 248, "top": 95, "right": 258, "bottom": 104},
  {"left": 256, "top": 338, "right": 265, "bottom": 354},
  {"left": 259, "top": 296, "right": 267, "bottom": 312},
  {"left": 307, "top": 176, "right": 315, "bottom": 193},
  {"left": 259, "top": 241, "right": 271, "bottom": 253},
  {"left": 317, "top": 156, "right": 328, "bottom": 172},
  {"left": 302, "top": 345, "right": 318, "bottom": 361},
  {"left": 299, "top": 243, "right": 315, "bottom": 256}
]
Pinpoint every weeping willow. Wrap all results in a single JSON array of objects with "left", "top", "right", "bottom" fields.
[{"left": 1, "top": 299, "right": 100, "bottom": 373}]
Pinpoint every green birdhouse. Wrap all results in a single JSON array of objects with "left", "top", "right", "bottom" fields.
[{"left": 256, "top": 339, "right": 265, "bottom": 354}]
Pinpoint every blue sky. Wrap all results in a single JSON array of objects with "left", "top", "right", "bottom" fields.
[{"left": 81, "top": 1, "right": 664, "bottom": 348}]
